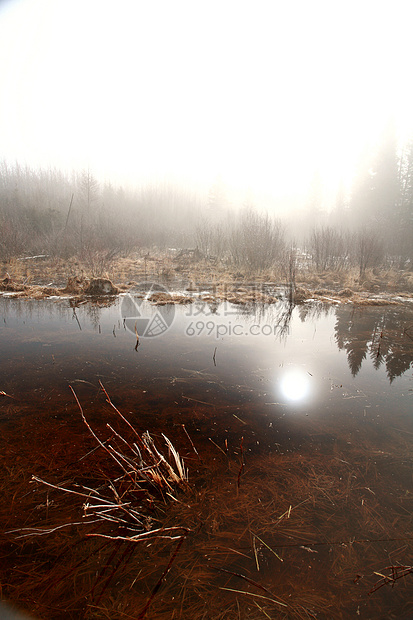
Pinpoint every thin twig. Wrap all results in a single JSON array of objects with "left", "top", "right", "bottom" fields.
[
  {"left": 368, "top": 564, "right": 413, "bottom": 595},
  {"left": 209, "top": 437, "right": 227, "bottom": 456},
  {"left": 252, "top": 533, "right": 283, "bottom": 562},
  {"left": 137, "top": 532, "right": 189, "bottom": 619},
  {"left": 181, "top": 423, "right": 200, "bottom": 460},
  {"left": 219, "top": 587, "right": 287, "bottom": 607},
  {"left": 212, "top": 566, "right": 286, "bottom": 605},
  {"left": 89, "top": 526, "right": 190, "bottom": 543},
  {"left": 237, "top": 436, "right": 245, "bottom": 491}
]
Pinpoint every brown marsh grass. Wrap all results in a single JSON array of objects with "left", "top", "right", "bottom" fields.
[
  {"left": 1, "top": 385, "right": 412, "bottom": 620},
  {"left": 2, "top": 253, "right": 413, "bottom": 305}
]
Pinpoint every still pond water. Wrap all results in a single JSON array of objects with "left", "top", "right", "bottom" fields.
[{"left": 1, "top": 294, "right": 412, "bottom": 619}]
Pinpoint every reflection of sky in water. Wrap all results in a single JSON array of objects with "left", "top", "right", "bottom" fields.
[
  {"left": 0, "top": 297, "right": 412, "bottom": 431},
  {"left": 1, "top": 296, "right": 411, "bottom": 620}
]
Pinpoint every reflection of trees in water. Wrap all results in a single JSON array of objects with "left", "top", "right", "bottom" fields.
[
  {"left": 0, "top": 297, "right": 71, "bottom": 322},
  {"left": 269, "top": 299, "right": 333, "bottom": 340},
  {"left": 0, "top": 296, "right": 117, "bottom": 332},
  {"left": 335, "top": 307, "right": 374, "bottom": 376},
  {"left": 231, "top": 300, "right": 335, "bottom": 344},
  {"left": 334, "top": 306, "right": 413, "bottom": 381},
  {"left": 273, "top": 301, "right": 294, "bottom": 341},
  {"left": 81, "top": 303, "right": 102, "bottom": 330},
  {"left": 220, "top": 300, "right": 291, "bottom": 344},
  {"left": 71, "top": 297, "right": 118, "bottom": 331},
  {"left": 228, "top": 300, "right": 294, "bottom": 342},
  {"left": 297, "top": 302, "right": 335, "bottom": 323}
]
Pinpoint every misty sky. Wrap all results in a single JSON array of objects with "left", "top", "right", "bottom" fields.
[{"left": 1, "top": 0, "right": 412, "bottom": 204}]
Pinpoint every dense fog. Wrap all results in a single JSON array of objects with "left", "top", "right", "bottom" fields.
[
  {"left": 1, "top": 119, "right": 412, "bottom": 276},
  {"left": 1, "top": 2, "right": 413, "bottom": 277}
]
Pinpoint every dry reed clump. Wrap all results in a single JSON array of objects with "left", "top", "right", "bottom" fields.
[
  {"left": 2, "top": 253, "right": 413, "bottom": 305},
  {"left": 61, "top": 275, "right": 86, "bottom": 294},
  {"left": 0, "top": 276, "right": 63, "bottom": 299},
  {"left": 1, "top": 385, "right": 192, "bottom": 618},
  {"left": 367, "top": 268, "right": 413, "bottom": 293},
  {"left": 2, "top": 389, "right": 413, "bottom": 618},
  {"left": 350, "top": 295, "right": 401, "bottom": 306},
  {"left": 31, "top": 382, "right": 189, "bottom": 533},
  {"left": 3, "top": 429, "right": 412, "bottom": 619},
  {"left": 313, "top": 288, "right": 333, "bottom": 296},
  {"left": 100, "top": 442, "right": 411, "bottom": 620},
  {"left": 61, "top": 276, "right": 119, "bottom": 296},
  {"left": 0, "top": 275, "right": 120, "bottom": 299},
  {"left": 292, "top": 287, "right": 310, "bottom": 303},
  {"left": 147, "top": 292, "right": 193, "bottom": 305},
  {"left": 0, "top": 275, "right": 27, "bottom": 292},
  {"left": 83, "top": 278, "right": 118, "bottom": 296},
  {"left": 337, "top": 288, "right": 354, "bottom": 297}
]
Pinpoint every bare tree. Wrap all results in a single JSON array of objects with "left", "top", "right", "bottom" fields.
[
  {"left": 229, "top": 208, "right": 285, "bottom": 272},
  {"left": 308, "top": 227, "right": 349, "bottom": 271},
  {"left": 195, "top": 219, "right": 212, "bottom": 256},
  {"left": 353, "top": 229, "right": 384, "bottom": 279},
  {"left": 79, "top": 168, "right": 100, "bottom": 212}
]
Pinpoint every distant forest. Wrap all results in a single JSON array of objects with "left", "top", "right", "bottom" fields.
[{"left": 1, "top": 123, "right": 412, "bottom": 274}]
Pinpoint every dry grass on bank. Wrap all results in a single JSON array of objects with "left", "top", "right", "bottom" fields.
[{"left": 1, "top": 251, "right": 413, "bottom": 306}]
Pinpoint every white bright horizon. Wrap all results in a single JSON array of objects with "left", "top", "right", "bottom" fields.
[{"left": 1, "top": 0, "right": 412, "bottom": 206}]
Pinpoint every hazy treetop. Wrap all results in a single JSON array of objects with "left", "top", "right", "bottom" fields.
[{"left": 1, "top": 0, "right": 412, "bottom": 204}]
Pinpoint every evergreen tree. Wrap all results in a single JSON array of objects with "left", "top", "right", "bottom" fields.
[
  {"left": 307, "top": 170, "right": 323, "bottom": 226},
  {"left": 350, "top": 143, "right": 375, "bottom": 226},
  {"left": 350, "top": 122, "right": 400, "bottom": 247},
  {"left": 398, "top": 137, "right": 413, "bottom": 267},
  {"left": 207, "top": 175, "right": 227, "bottom": 217},
  {"left": 370, "top": 120, "right": 400, "bottom": 228}
]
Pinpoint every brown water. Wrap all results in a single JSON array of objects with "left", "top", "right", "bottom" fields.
[{"left": 1, "top": 295, "right": 412, "bottom": 619}]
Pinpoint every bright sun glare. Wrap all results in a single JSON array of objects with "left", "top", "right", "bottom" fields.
[
  {"left": 0, "top": 0, "right": 413, "bottom": 197},
  {"left": 280, "top": 369, "right": 311, "bottom": 402}
]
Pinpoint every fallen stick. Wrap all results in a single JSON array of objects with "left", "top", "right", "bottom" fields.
[{"left": 137, "top": 531, "right": 189, "bottom": 619}]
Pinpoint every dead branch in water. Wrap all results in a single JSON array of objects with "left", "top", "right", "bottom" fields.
[
  {"left": 134, "top": 320, "right": 140, "bottom": 350},
  {"left": 0, "top": 390, "right": 16, "bottom": 399},
  {"left": 368, "top": 564, "right": 413, "bottom": 595},
  {"left": 137, "top": 531, "right": 189, "bottom": 619},
  {"left": 236, "top": 436, "right": 245, "bottom": 493},
  {"left": 14, "top": 385, "right": 189, "bottom": 545}
]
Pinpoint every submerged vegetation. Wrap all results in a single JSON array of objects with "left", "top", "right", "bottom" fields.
[
  {"left": 1, "top": 382, "right": 412, "bottom": 619},
  {"left": 1, "top": 149, "right": 413, "bottom": 618}
]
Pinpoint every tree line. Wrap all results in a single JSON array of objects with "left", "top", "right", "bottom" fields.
[{"left": 0, "top": 123, "right": 412, "bottom": 277}]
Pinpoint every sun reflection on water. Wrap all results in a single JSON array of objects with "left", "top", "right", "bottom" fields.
[{"left": 279, "top": 368, "right": 311, "bottom": 402}]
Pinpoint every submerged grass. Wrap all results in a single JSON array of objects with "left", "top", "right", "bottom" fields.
[{"left": 1, "top": 382, "right": 412, "bottom": 619}]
